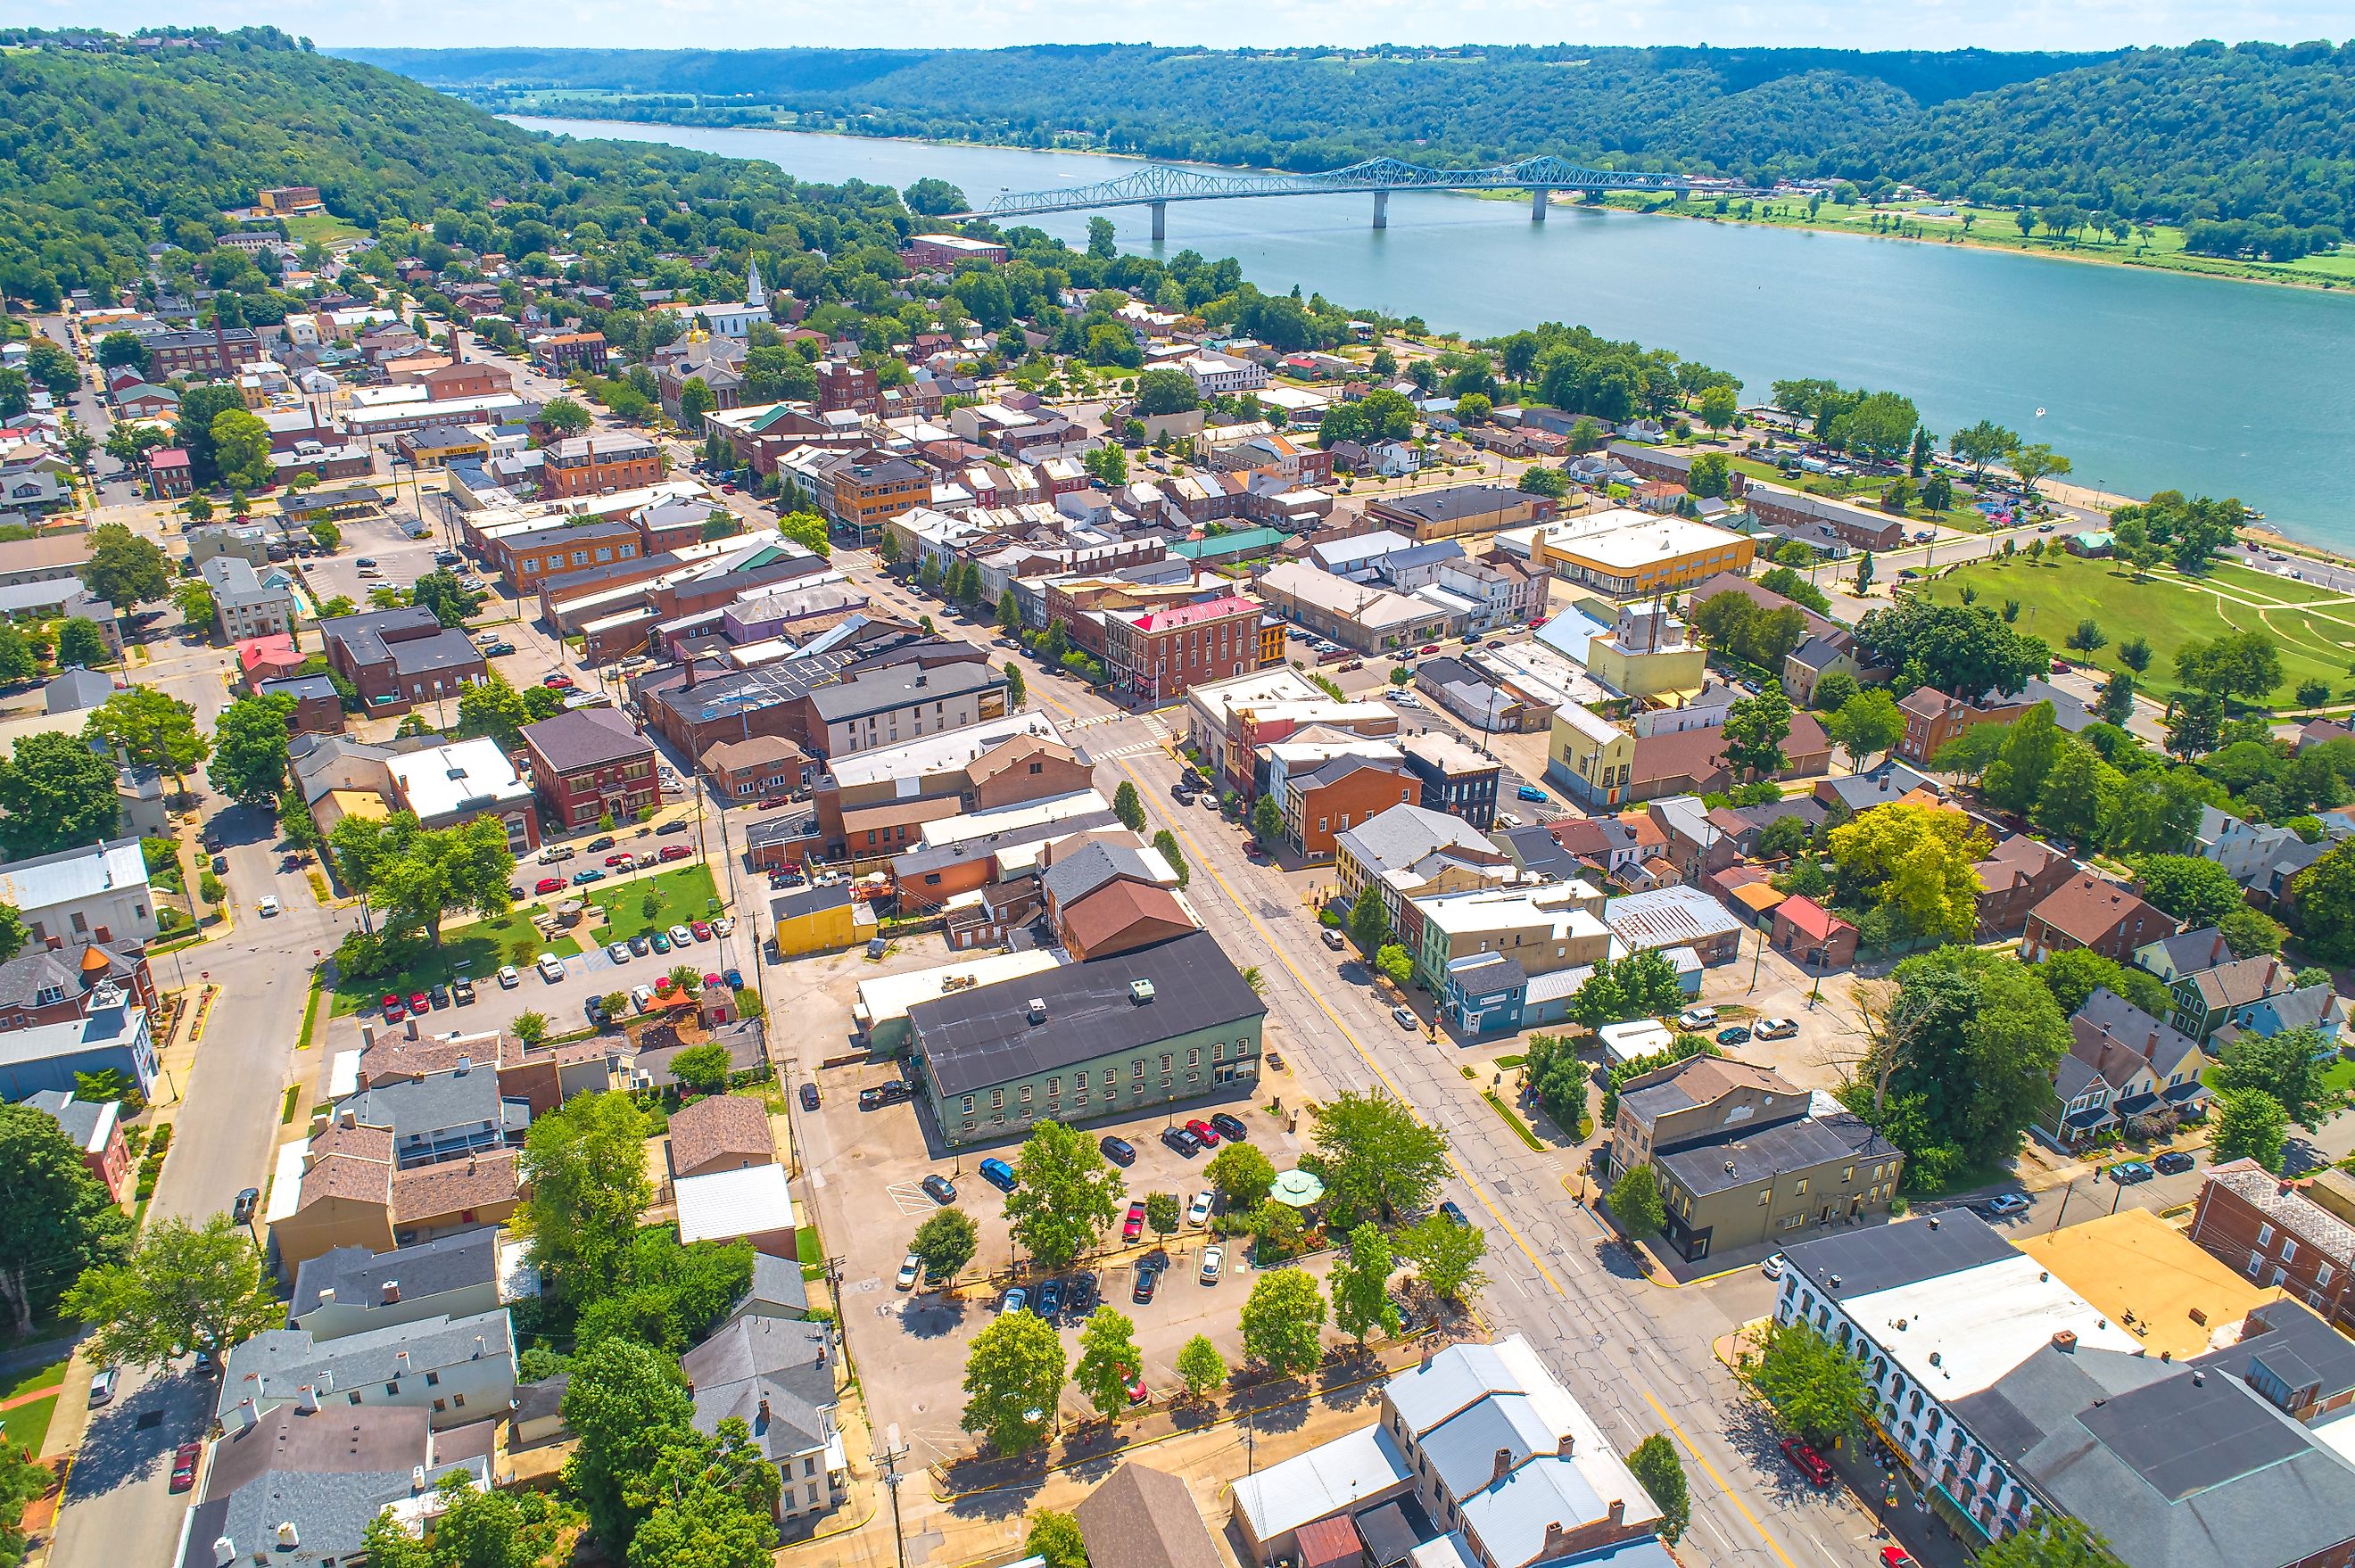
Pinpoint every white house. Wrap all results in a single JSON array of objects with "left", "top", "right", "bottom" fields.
[
  {"left": 0, "top": 838, "right": 159, "bottom": 949},
  {"left": 1178, "top": 351, "right": 1268, "bottom": 397},
  {"left": 214, "top": 1308, "right": 516, "bottom": 1432}
]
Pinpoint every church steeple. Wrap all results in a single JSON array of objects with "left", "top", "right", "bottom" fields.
[{"left": 745, "top": 258, "right": 766, "bottom": 310}]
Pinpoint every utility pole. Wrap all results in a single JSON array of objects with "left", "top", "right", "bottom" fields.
[{"left": 878, "top": 1423, "right": 912, "bottom": 1568}]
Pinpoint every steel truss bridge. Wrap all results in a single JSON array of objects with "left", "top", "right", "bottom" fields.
[{"left": 954, "top": 155, "right": 1690, "bottom": 239}]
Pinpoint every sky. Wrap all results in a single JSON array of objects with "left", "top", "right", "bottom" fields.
[{"left": 32, "top": 0, "right": 2355, "bottom": 53}]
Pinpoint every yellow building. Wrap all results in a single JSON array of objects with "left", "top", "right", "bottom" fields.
[
  {"left": 1583, "top": 600, "right": 1708, "bottom": 700},
  {"left": 2018, "top": 1209, "right": 2286, "bottom": 1360},
  {"left": 1547, "top": 702, "right": 1638, "bottom": 808},
  {"left": 1532, "top": 510, "right": 1754, "bottom": 598},
  {"left": 771, "top": 882, "right": 879, "bottom": 957}
]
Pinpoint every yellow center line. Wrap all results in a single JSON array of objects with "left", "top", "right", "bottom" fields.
[{"left": 1643, "top": 1390, "right": 1803, "bottom": 1568}]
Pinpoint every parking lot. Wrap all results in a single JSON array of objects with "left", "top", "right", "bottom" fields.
[{"left": 797, "top": 1047, "right": 1359, "bottom": 1464}]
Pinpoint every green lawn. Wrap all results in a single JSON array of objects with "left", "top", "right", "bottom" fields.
[
  {"left": 588, "top": 865, "right": 723, "bottom": 945},
  {"left": 2, "top": 1361, "right": 64, "bottom": 1402},
  {"left": 3, "top": 1391, "right": 56, "bottom": 1455},
  {"left": 330, "top": 909, "right": 585, "bottom": 1016},
  {"left": 279, "top": 211, "right": 368, "bottom": 245},
  {"left": 1918, "top": 553, "right": 2355, "bottom": 710}
]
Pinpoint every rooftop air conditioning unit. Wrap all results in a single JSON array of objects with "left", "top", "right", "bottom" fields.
[{"left": 1130, "top": 979, "right": 1156, "bottom": 1004}]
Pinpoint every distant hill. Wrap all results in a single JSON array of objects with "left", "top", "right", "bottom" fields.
[{"left": 342, "top": 40, "right": 2355, "bottom": 228}]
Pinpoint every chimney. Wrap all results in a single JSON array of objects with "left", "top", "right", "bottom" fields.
[
  {"left": 1556, "top": 1432, "right": 1576, "bottom": 1460},
  {"left": 1541, "top": 1523, "right": 1573, "bottom": 1559},
  {"left": 1493, "top": 1447, "right": 1516, "bottom": 1481},
  {"left": 382, "top": 1279, "right": 401, "bottom": 1305},
  {"left": 2211, "top": 932, "right": 2227, "bottom": 966},
  {"left": 277, "top": 1523, "right": 300, "bottom": 1550},
  {"left": 229, "top": 1398, "right": 258, "bottom": 1432},
  {"left": 395, "top": 1349, "right": 411, "bottom": 1372},
  {"left": 473, "top": 1335, "right": 485, "bottom": 1360},
  {"left": 315, "top": 1287, "right": 335, "bottom": 1307},
  {"left": 758, "top": 1396, "right": 772, "bottom": 1425},
  {"left": 212, "top": 1538, "right": 236, "bottom": 1568},
  {"left": 412, "top": 1465, "right": 428, "bottom": 1495},
  {"left": 2053, "top": 1330, "right": 2078, "bottom": 1353},
  {"left": 296, "top": 1384, "right": 319, "bottom": 1414},
  {"left": 405, "top": 1017, "right": 419, "bottom": 1041},
  {"left": 339, "top": 1110, "right": 357, "bottom": 1130},
  {"left": 1607, "top": 1499, "right": 1625, "bottom": 1527},
  {"left": 456, "top": 1054, "right": 471, "bottom": 1075}
]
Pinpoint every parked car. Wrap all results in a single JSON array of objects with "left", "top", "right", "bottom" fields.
[
  {"left": 607, "top": 941, "right": 632, "bottom": 964},
  {"left": 1099, "top": 1135, "right": 1137, "bottom": 1167},
  {"left": 1675, "top": 1006, "right": 1719, "bottom": 1030},
  {"left": 257, "top": 895, "right": 281, "bottom": 917},
  {"left": 535, "top": 952, "right": 566, "bottom": 982},
  {"left": 541, "top": 674, "right": 574, "bottom": 689},
  {"left": 1759, "top": 1253, "right": 1786, "bottom": 1281},
  {"left": 1184, "top": 1118, "right": 1221, "bottom": 1148},
  {"left": 668, "top": 924, "right": 696, "bottom": 947},
  {"left": 659, "top": 845, "right": 692, "bottom": 862},
  {"left": 1439, "top": 1200, "right": 1469, "bottom": 1226},
  {"left": 1209, "top": 1112, "right": 1248, "bottom": 1143},
  {"left": 409, "top": 992, "right": 429, "bottom": 1013},
  {"left": 1755, "top": 1017, "right": 1799, "bottom": 1041},
  {"left": 1982, "top": 1192, "right": 2032, "bottom": 1217},
  {"left": 571, "top": 868, "right": 605, "bottom": 886},
  {"left": 586, "top": 835, "right": 616, "bottom": 852},
  {"left": 1186, "top": 1191, "right": 1213, "bottom": 1226},
  {"left": 1068, "top": 1272, "right": 1099, "bottom": 1314},
  {"left": 2109, "top": 1159, "right": 2157, "bottom": 1185},
  {"left": 169, "top": 1441, "right": 201, "bottom": 1491},
  {"left": 496, "top": 965, "right": 519, "bottom": 988},
  {"left": 1132, "top": 1264, "right": 1160, "bottom": 1304},
  {"left": 649, "top": 930, "right": 673, "bottom": 953},
  {"left": 1322, "top": 928, "right": 1347, "bottom": 951},
  {"left": 1392, "top": 1004, "right": 1420, "bottom": 1029},
  {"left": 1880, "top": 1549, "right": 1918, "bottom": 1568},
  {"left": 483, "top": 642, "right": 516, "bottom": 656},
  {"left": 1516, "top": 784, "right": 1549, "bottom": 803},
  {"left": 1161, "top": 1125, "right": 1202, "bottom": 1157},
  {"left": 798, "top": 1083, "right": 821, "bottom": 1111},
  {"left": 428, "top": 983, "right": 450, "bottom": 1008},
  {"left": 1122, "top": 1201, "right": 1147, "bottom": 1242},
  {"left": 534, "top": 877, "right": 566, "bottom": 895},
  {"left": 540, "top": 845, "right": 574, "bottom": 863},
  {"left": 88, "top": 1367, "right": 119, "bottom": 1407},
  {"left": 978, "top": 1157, "right": 1018, "bottom": 1193},
  {"left": 1715, "top": 1025, "right": 1753, "bottom": 1046},
  {"left": 921, "top": 1174, "right": 957, "bottom": 1204},
  {"left": 998, "top": 1287, "right": 1027, "bottom": 1316},
  {"left": 690, "top": 920, "right": 714, "bottom": 942},
  {"left": 714, "top": 917, "right": 735, "bottom": 937},
  {"left": 859, "top": 1081, "right": 913, "bottom": 1110},
  {"left": 896, "top": 1254, "right": 922, "bottom": 1290},
  {"left": 1035, "top": 1278, "right": 1063, "bottom": 1317},
  {"left": 631, "top": 985, "right": 653, "bottom": 1012},
  {"left": 452, "top": 976, "right": 475, "bottom": 1004},
  {"left": 658, "top": 820, "right": 691, "bottom": 835},
  {"left": 605, "top": 853, "right": 634, "bottom": 868},
  {"left": 628, "top": 934, "right": 651, "bottom": 956},
  {"left": 1199, "top": 1244, "right": 1224, "bottom": 1283},
  {"left": 2153, "top": 1151, "right": 2197, "bottom": 1176},
  {"left": 232, "top": 1185, "right": 260, "bottom": 1224},
  {"left": 1781, "top": 1436, "right": 1835, "bottom": 1488}
]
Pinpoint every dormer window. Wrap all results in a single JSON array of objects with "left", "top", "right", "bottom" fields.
[{"left": 34, "top": 986, "right": 64, "bottom": 1007}]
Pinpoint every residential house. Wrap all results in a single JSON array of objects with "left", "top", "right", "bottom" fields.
[
  {"left": 521, "top": 708, "right": 663, "bottom": 829},
  {"left": 1397, "top": 730, "right": 1501, "bottom": 830},
  {"left": 0, "top": 939, "right": 156, "bottom": 1031},
  {"left": 2169, "top": 953, "right": 2305, "bottom": 1043},
  {"left": 1074, "top": 1464, "right": 1222, "bottom": 1568},
  {"left": 1771, "top": 895, "right": 1860, "bottom": 970},
  {"left": 682, "top": 1312, "right": 847, "bottom": 1520},
  {"left": 1972, "top": 834, "right": 2077, "bottom": 939},
  {"left": 2042, "top": 987, "right": 2210, "bottom": 1147},
  {"left": 666, "top": 1093, "right": 776, "bottom": 1181},
  {"left": 318, "top": 607, "right": 486, "bottom": 717},
  {"left": 2194, "top": 805, "right": 2316, "bottom": 891},
  {"left": 21, "top": 1088, "right": 130, "bottom": 1199},
  {"left": 698, "top": 734, "right": 814, "bottom": 803},
  {"left": 214, "top": 1308, "right": 516, "bottom": 1432},
  {"left": 2021, "top": 872, "right": 2176, "bottom": 963},
  {"left": 1333, "top": 804, "right": 1517, "bottom": 941},
  {"left": 289, "top": 1228, "right": 514, "bottom": 1340},
  {"left": 265, "top": 1114, "right": 524, "bottom": 1270},
  {"left": 201, "top": 556, "right": 298, "bottom": 641},
  {"left": 1895, "top": 688, "right": 2037, "bottom": 765},
  {"left": 2189, "top": 1161, "right": 2355, "bottom": 1334},
  {"left": 1610, "top": 1055, "right": 1902, "bottom": 1261},
  {"left": 0, "top": 838, "right": 157, "bottom": 949}
]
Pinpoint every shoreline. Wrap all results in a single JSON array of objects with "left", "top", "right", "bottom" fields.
[{"left": 508, "top": 108, "right": 2354, "bottom": 298}]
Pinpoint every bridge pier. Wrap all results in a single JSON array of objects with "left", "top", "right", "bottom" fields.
[
  {"left": 1533, "top": 187, "right": 1549, "bottom": 222},
  {"left": 1372, "top": 189, "right": 1389, "bottom": 230},
  {"left": 1150, "top": 201, "right": 1166, "bottom": 243}
]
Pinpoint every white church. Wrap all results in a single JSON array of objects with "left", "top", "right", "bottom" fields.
[{"left": 686, "top": 261, "right": 773, "bottom": 339}]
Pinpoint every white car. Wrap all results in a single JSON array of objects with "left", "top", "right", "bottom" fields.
[
  {"left": 1760, "top": 1253, "right": 1787, "bottom": 1281},
  {"left": 668, "top": 924, "right": 696, "bottom": 948},
  {"left": 606, "top": 942, "right": 632, "bottom": 964},
  {"left": 1391, "top": 689, "right": 1421, "bottom": 706},
  {"left": 88, "top": 1367, "right": 120, "bottom": 1407},
  {"left": 896, "top": 1254, "right": 922, "bottom": 1291},
  {"left": 1186, "top": 1191, "right": 1213, "bottom": 1226},
  {"left": 1675, "top": 1006, "right": 1719, "bottom": 1031},
  {"left": 631, "top": 985, "right": 654, "bottom": 1012},
  {"left": 713, "top": 916, "right": 734, "bottom": 937},
  {"left": 1755, "top": 1017, "right": 1800, "bottom": 1041},
  {"left": 1199, "top": 1244, "right": 1224, "bottom": 1283},
  {"left": 496, "top": 964, "right": 520, "bottom": 989},
  {"left": 256, "top": 895, "right": 281, "bottom": 918},
  {"left": 535, "top": 952, "right": 566, "bottom": 983}
]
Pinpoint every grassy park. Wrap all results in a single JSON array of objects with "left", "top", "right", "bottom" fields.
[
  {"left": 1918, "top": 553, "right": 2355, "bottom": 710},
  {"left": 588, "top": 864, "right": 723, "bottom": 945},
  {"left": 329, "top": 905, "right": 584, "bottom": 1016}
]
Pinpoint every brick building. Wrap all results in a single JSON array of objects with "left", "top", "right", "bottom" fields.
[
  {"left": 490, "top": 519, "right": 641, "bottom": 594},
  {"left": 827, "top": 452, "right": 929, "bottom": 541},
  {"left": 1283, "top": 755, "right": 1420, "bottom": 862},
  {"left": 318, "top": 607, "right": 487, "bottom": 718},
  {"left": 2188, "top": 1160, "right": 2355, "bottom": 1335},
  {"left": 1103, "top": 595, "right": 1263, "bottom": 703},
  {"left": 142, "top": 326, "right": 263, "bottom": 381},
  {"left": 532, "top": 332, "right": 608, "bottom": 375},
  {"left": 2021, "top": 871, "right": 2177, "bottom": 963},
  {"left": 815, "top": 360, "right": 880, "bottom": 415},
  {"left": 522, "top": 708, "right": 664, "bottom": 829},
  {"left": 541, "top": 433, "right": 664, "bottom": 499}
]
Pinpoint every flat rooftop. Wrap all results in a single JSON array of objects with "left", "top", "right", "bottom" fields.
[
  {"left": 2016, "top": 1209, "right": 2286, "bottom": 1360},
  {"left": 1845, "top": 1250, "right": 2144, "bottom": 1400}
]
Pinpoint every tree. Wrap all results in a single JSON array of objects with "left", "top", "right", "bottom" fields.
[
  {"left": 2176, "top": 631, "right": 2283, "bottom": 705},
  {"left": 2216, "top": 1027, "right": 2333, "bottom": 1131},
  {"left": 1823, "top": 804, "right": 1989, "bottom": 944},
  {"left": 206, "top": 692, "right": 296, "bottom": 806},
  {"left": 56, "top": 618, "right": 106, "bottom": 668},
  {"left": 962, "top": 1308, "right": 1066, "bottom": 1454},
  {"left": 1686, "top": 452, "right": 1731, "bottom": 499},
  {"left": 1516, "top": 466, "right": 1568, "bottom": 499},
  {"left": 541, "top": 397, "right": 593, "bottom": 436},
  {"left": 1696, "top": 384, "right": 1739, "bottom": 432},
  {"left": 1239, "top": 1267, "right": 1326, "bottom": 1377},
  {"left": 82, "top": 688, "right": 208, "bottom": 794},
  {"left": 516, "top": 1092, "right": 654, "bottom": 1301},
  {"left": 1983, "top": 703, "right": 2063, "bottom": 813},
  {"left": 2218, "top": 904, "right": 2288, "bottom": 958},
  {"left": 911, "top": 1208, "right": 979, "bottom": 1281},
  {"left": 1112, "top": 779, "right": 1146, "bottom": 832},
  {"left": 2031, "top": 948, "right": 2175, "bottom": 1022},
  {"left": 1026, "top": 1510, "right": 1088, "bottom": 1568},
  {"left": 170, "top": 578, "right": 215, "bottom": 632},
  {"left": 456, "top": 674, "right": 536, "bottom": 749},
  {"left": 2096, "top": 672, "right": 2136, "bottom": 726},
  {"left": 1151, "top": 828, "right": 1189, "bottom": 888},
  {"left": 1072, "top": 1307, "right": 1144, "bottom": 1420},
  {"left": 1134, "top": 367, "right": 1199, "bottom": 416},
  {"left": 2031, "top": 740, "right": 2112, "bottom": 850},
  {"left": 775, "top": 510, "right": 830, "bottom": 558},
  {"left": 1856, "top": 597, "right": 2049, "bottom": 702},
  {"left": 81, "top": 524, "right": 171, "bottom": 608},
  {"left": 1626, "top": 1434, "right": 1690, "bottom": 1545},
  {"left": 1976, "top": 1517, "right": 2128, "bottom": 1568},
  {"left": 1328, "top": 1223, "right": 1400, "bottom": 1345},
  {"left": 1004, "top": 660, "right": 1026, "bottom": 709},
  {"left": 2291, "top": 841, "right": 2355, "bottom": 963},
  {"left": 1325, "top": 882, "right": 1392, "bottom": 965},
  {"left": 1175, "top": 1333, "right": 1227, "bottom": 1401},
  {"left": 2128, "top": 854, "right": 2248, "bottom": 927},
  {"left": 410, "top": 570, "right": 484, "bottom": 628},
  {"left": 1741, "top": 1318, "right": 1868, "bottom": 1441},
  {"left": 62, "top": 1215, "right": 279, "bottom": 1370},
  {"left": 2010, "top": 442, "right": 2070, "bottom": 495},
  {"left": 676, "top": 375, "right": 715, "bottom": 426},
  {"left": 1304, "top": 1089, "right": 1449, "bottom": 1227},
  {"left": 1207, "top": 1142, "right": 1277, "bottom": 1209},
  {"left": 0, "top": 905, "right": 26, "bottom": 967},
  {"left": 1720, "top": 682, "right": 1792, "bottom": 780},
  {"left": 172, "top": 383, "right": 247, "bottom": 486},
  {"left": 95, "top": 331, "right": 148, "bottom": 371},
  {"left": 668, "top": 1042, "right": 731, "bottom": 1096},
  {"left": 2210, "top": 1087, "right": 2290, "bottom": 1171},
  {"left": 208, "top": 409, "right": 275, "bottom": 491},
  {"left": 1250, "top": 792, "right": 1284, "bottom": 846},
  {"left": 1607, "top": 1163, "right": 1666, "bottom": 1234},
  {"left": 1144, "top": 1191, "right": 1180, "bottom": 1240},
  {"left": 1822, "top": 687, "right": 1903, "bottom": 770},
  {"left": 1395, "top": 1213, "right": 1487, "bottom": 1303},
  {"left": 1247, "top": 1197, "right": 1306, "bottom": 1259},
  {"left": 0, "top": 1103, "right": 130, "bottom": 1336},
  {"left": 0, "top": 623, "right": 31, "bottom": 686},
  {"left": 1375, "top": 943, "right": 1414, "bottom": 988},
  {"left": 1004, "top": 1120, "right": 1127, "bottom": 1270},
  {"left": 0, "top": 730, "right": 121, "bottom": 857},
  {"left": 2165, "top": 691, "right": 2225, "bottom": 760},
  {"left": 561, "top": 1336, "right": 698, "bottom": 1551}
]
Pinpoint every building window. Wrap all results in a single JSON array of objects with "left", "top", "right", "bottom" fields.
[
  {"left": 989, "top": 1089, "right": 1004, "bottom": 1109},
  {"left": 2258, "top": 1223, "right": 2275, "bottom": 1249}
]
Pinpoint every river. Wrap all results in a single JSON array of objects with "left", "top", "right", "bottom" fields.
[{"left": 514, "top": 116, "right": 2355, "bottom": 546}]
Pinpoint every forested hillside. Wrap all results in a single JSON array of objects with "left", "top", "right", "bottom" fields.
[
  {"left": 346, "top": 38, "right": 2355, "bottom": 228},
  {"left": 0, "top": 28, "right": 914, "bottom": 309}
]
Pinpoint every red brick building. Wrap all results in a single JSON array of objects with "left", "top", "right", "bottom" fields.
[
  {"left": 2021, "top": 871, "right": 2177, "bottom": 963},
  {"left": 2187, "top": 1160, "right": 2355, "bottom": 1336},
  {"left": 815, "top": 360, "right": 880, "bottom": 415},
  {"left": 1895, "top": 687, "right": 2036, "bottom": 765},
  {"left": 533, "top": 332, "right": 609, "bottom": 375},
  {"left": 491, "top": 519, "right": 642, "bottom": 593},
  {"left": 1284, "top": 755, "right": 1419, "bottom": 862},
  {"left": 0, "top": 941, "right": 158, "bottom": 1033},
  {"left": 145, "top": 448, "right": 192, "bottom": 499},
  {"left": 142, "top": 326, "right": 263, "bottom": 381},
  {"left": 1103, "top": 595, "right": 1263, "bottom": 702},
  {"left": 522, "top": 708, "right": 665, "bottom": 829},
  {"left": 1769, "top": 894, "right": 1860, "bottom": 970},
  {"left": 417, "top": 359, "right": 509, "bottom": 401},
  {"left": 541, "top": 433, "right": 664, "bottom": 499}
]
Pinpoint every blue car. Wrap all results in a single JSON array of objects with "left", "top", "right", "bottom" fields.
[
  {"left": 979, "top": 1157, "right": 1018, "bottom": 1193},
  {"left": 723, "top": 968, "right": 743, "bottom": 991},
  {"left": 1516, "top": 784, "right": 1549, "bottom": 803}
]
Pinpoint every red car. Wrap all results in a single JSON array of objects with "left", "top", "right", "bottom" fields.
[
  {"left": 1185, "top": 1118, "right": 1221, "bottom": 1148},
  {"left": 169, "top": 1441, "right": 201, "bottom": 1492},
  {"left": 1781, "top": 1436, "right": 1835, "bottom": 1488},
  {"left": 1125, "top": 1367, "right": 1147, "bottom": 1405},
  {"left": 1879, "top": 1549, "right": 1917, "bottom": 1568},
  {"left": 758, "top": 796, "right": 792, "bottom": 810},
  {"left": 1419, "top": 643, "right": 1441, "bottom": 656},
  {"left": 605, "top": 852, "right": 633, "bottom": 867},
  {"left": 658, "top": 845, "right": 692, "bottom": 862},
  {"left": 703, "top": 972, "right": 723, "bottom": 990},
  {"left": 542, "top": 673, "right": 574, "bottom": 689},
  {"left": 380, "top": 994, "right": 401, "bottom": 1012},
  {"left": 409, "top": 992, "right": 429, "bottom": 1013},
  {"left": 1122, "top": 1201, "right": 1146, "bottom": 1242},
  {"left": 690, "top": 920, "right": 713, "bottom": 941},
  {"left": 534, "top": 876, "right": 566, "bottom": 895}
]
